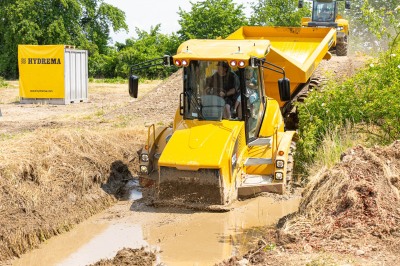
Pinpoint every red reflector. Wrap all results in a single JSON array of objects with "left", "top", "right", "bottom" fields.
[{"left": 278, "top": 151, "right": 285, "bottom": 156}]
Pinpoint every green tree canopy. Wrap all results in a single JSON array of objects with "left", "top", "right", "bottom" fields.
[
  {"left": 0, "top": 0, "right": 128, "bottom": 78},
  {"left": 250, "top": 0, "right": 311, "bottom": 26},
  {"left": 90, "top": 25, "right": 181, "bottom": 79},
  {"left": 177, "top": 0, "right": 248, "bottom": 40}
]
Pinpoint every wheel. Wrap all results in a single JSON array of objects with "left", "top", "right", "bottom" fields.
[{"left": 336, "top": 42, "right": 348, "bottom": 56}]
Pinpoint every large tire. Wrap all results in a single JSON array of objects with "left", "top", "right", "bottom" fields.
[{"left": 336, "top": 41, "right": 348, "bottom": 56}]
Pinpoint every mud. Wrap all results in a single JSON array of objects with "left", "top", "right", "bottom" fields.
[{"left": 11, "top": 195, "right": 300, "bottom": 265}]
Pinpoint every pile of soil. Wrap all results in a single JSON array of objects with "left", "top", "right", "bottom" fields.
[
  {"left": 278, "top": 141, "right": 400, "bottom": 250},
  {"left": 89, "top": 247, "right": 157, "bottom": 266},
  {"left": 220, "top": 141, "right": 400, "bottom": 265}
]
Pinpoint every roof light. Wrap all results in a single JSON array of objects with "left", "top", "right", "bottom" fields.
[
  {"left": 238, "top": 60, "right": 246, "bottom": 67},
  {"left": 174, "top": 59, "right": 182, "bottom": 66},
  {"left": 182, "top": 59, "right": 188, "bottom": 66},
  {"left": 230, "top": 60, "right": 237, "bottom": 67}
]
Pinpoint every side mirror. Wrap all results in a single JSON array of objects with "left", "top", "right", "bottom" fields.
[
  {"left": 129, "top": 75, "right": 139, "bottom": 98},
  {"left": 345, "top": 1, "right": 350, "bottom": 9},
  {"left": 298, "top": 0, "right": 303, "bottom": 8},
  {"left": 278, "top": 78, "right": 291, "bottom": 102}
]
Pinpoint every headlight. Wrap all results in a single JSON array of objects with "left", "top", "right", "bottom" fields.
[
  {"left": 141, "top": 153, "right": 149, "bottom": 162},
  {"left": 337, "top": 26, "right": 344, "bottom": 31},
  {"left": 275, "top": 172, "right": 283, "bottom": 180},
  {"left": 276, "top": 160, "right": 284, "bottom": 168},
  {"left": 140, "top": 165, "right": 148, "bottom": 174}
]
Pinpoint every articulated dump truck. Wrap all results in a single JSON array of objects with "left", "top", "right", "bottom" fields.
[{"left": 130, "top": 26, "right": 336, "bottom": 208}]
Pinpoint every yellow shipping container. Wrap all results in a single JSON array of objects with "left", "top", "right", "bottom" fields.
[{"left": 18, "top": 45, "right": 88, "bottom": 104}]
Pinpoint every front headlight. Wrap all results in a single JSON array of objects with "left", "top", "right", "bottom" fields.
[
  {"left": 140, "top": 165, "right": 148, "bottom": 174},
  {"left": 275, "top": 172, "right": 283, "bottom": 180},
  {"left": 337, "top": 26, "right": 344, "bottom": 31},
  {"left": 141, "top": 153, "right": 149, "bottom": 162},
  {"left": 276, "top": 160, "right": 284, "bottom": 168}
]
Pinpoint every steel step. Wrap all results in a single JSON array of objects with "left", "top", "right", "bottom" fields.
[
  {"left": 248, "top": 137, "right": 272, "bottom": 147},
  {"left": 238, "top": 174, "right": 284, "bottom": 195},
  {"left": 244, "top": 157, "right": 272, "bottom": 166},
  {"left": 240, "top": 174, "right": 273, "bottom": 187}
]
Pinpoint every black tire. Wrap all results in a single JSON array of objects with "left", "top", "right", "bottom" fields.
[{"left": 336, "top": 42, "right": 348, "bottom": 56}]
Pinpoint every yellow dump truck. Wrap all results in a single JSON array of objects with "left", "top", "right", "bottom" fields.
[{"left": 130, "top": 26, "right": 336, "bottom": 207}]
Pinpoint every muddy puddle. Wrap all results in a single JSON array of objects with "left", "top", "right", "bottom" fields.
[{"left": 12, "top": 194, "right": 300, "bottom": 266}]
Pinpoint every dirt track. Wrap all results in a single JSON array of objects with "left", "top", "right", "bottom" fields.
[{"left": 2, "top": 54, "right": 399, "bottom": 265}]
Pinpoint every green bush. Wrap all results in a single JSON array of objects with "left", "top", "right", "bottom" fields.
[{"left": 297, "top": 48, "right": 400, "bottom": 173}]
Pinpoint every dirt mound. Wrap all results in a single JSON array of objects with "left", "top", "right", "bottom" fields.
[
  {"left": 278, "top": 141, "right": 400, "bottom": 252},
  {"left": 0, "top": 128, "right": 142, "bottom": 261},
  {"left": 219, "top": 141, "right": 400, "bottom": 265},
  {"left": 90, "top": 247, "right": 156, "bottom": 266}
]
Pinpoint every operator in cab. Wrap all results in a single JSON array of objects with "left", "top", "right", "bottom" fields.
[{"left": 205, "top": 61, "right": 239, "bottom": 119}]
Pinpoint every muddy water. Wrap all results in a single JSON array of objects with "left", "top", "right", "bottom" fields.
[{"left": 12, "top": 195, "right": 299, "bottom": 266}]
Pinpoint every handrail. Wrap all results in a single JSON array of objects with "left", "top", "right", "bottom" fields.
[{"left": 147, "top": 124, "right": 156, "bottom": 151}]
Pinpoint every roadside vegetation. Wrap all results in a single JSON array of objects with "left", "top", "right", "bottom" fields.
[{"left": 295, "top": 3, "right": 400, "bottom": 178}]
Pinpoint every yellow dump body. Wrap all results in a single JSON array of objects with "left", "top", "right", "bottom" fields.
[{"left": 226, "top": 26, "right": 336, "bottom": 107}]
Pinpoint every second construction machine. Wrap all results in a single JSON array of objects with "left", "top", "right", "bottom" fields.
[
  {"left": 299, "top": 0, "right": 351, "bottom": 56},
  {"left": 130, "top": 26, "right": 336, "bottom": 207}
]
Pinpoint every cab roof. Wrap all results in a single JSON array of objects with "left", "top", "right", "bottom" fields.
[{"left": 174, "top": 39, "right": 271, "bottom": 61}]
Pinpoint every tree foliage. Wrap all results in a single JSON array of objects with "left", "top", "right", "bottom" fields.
[
  {"left": 177, "top": 0, "right": 248, "bottom": 40},
  {"left": 250, "top": 0, "right": 310, "bottom": 26},
  {"left": 90, "top": 25, "right": 180, "bottom": 79},
  {"left": 0, "top": 0, "right": 127, "bottom": 79}
]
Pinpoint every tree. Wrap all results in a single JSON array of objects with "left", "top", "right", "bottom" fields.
[
  {"left": 0, "top": 0, "right": 128, "bottom": 79},
  {"left": 177, "top": 0, "right": 248, "bottom": 40},
  {"left": 250, "top": 0, "right": 311, "bottom": 26}
]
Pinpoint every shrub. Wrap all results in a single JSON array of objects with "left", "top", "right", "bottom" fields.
[{"left": 297, "top": 48, "right": 400, "bottom": 174}]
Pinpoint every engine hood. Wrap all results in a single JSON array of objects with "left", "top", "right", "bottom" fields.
[{"left": 158, "top": 120, "right": 242, "bottom": 170}]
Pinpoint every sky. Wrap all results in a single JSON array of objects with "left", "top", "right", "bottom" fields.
[{"left": 103, "top": 0, "right": 252, "bottom": 43}]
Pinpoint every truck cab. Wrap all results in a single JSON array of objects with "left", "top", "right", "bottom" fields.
[{"left": 181, "top": 60, "right": 263, "bottom": 141}]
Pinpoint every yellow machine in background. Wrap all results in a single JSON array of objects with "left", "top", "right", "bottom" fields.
[
  {"left": 130, "top": 26, "right": 336, "bottom": 207},
  {"left": 298, "top": 0, "right": 350, "bottom": 56}
]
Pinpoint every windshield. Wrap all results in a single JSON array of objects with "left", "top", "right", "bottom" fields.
[
  {"left": 183, "top": 61, "right": 236, "bottom": 121},
  {"left": 313, "top": 1, "right": 335, "bottom": 22},
  {"left": 182, "top": 60, "right": 264, "bottom": 138}
]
